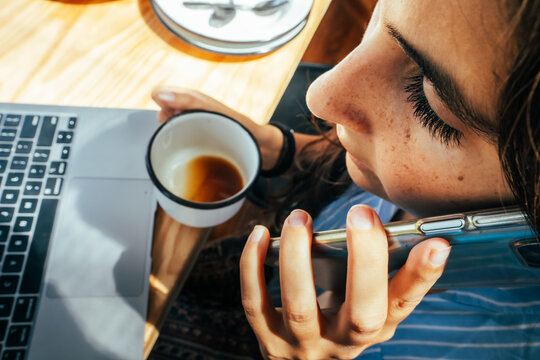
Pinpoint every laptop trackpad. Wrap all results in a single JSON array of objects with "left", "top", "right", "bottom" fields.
[{"left": 45, "top": 177, "right": 154, "bottom": 298}]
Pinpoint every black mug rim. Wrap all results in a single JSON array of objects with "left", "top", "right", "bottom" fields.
[{"left": 145, "top": 110, "right": 262, "bottom": 210}]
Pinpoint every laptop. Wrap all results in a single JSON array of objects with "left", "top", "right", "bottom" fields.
[{"left": 0, "top": 103, "right": 159, "bottom": 359}]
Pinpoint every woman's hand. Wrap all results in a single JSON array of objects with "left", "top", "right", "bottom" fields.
[
  {"left": 240, "top": 205, "right": 451, "bottom": 360},
  {"left": 151, "top": 86, "right": 283, "bottom": 170}
]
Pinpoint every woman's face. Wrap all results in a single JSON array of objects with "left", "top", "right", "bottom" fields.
[{"left": 306, "top": 0, "right": 514, "bottom": 217}]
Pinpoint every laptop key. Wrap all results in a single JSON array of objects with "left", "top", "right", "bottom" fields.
[
  {"left": 32, "top": 149, "right": 49, "bottom": 163},
  {"left": 8, "top": 236, "right": 28, "bottom": 253},
  {"left": 12, "top": 297, "right": 36, "bottom": 323},
  {"left": 1, "top": 349, "right": 25, "bottom": 360},
  {"left": 2, "top": 255, "right": 24, "bottom": 273},
  {"left": 28, "top": 165, "right": 45, "bottom": 179},
  {"left": 3, "top": 115, "right": 21, "bottom": 128},
  {"left": 0, "top": 208, "right": 14, "bottom": 223},
  {"left": 0, "top": 276, "right": 19, "bottom": 294},
  {"left": 0, "top": 129, "right": 16, "bottom": 142},
  {"left": 6, "top": 325, "right": 30, "bottom": 347},
  {"left": 0, "top": 297, "right": 14, "bottom": 317},
  {"left": 36, "top": 116, "right": 58, "bottom": 146},
  {"left": 1, "top": 190, "right": 19, "bottom": 205},
  {"left": 20, "top": 115, "right": 39, "bottom": 139},
  {"left": 0, "top": 144, "right": 12, "bottom": 157},
  {"left": 0, "top": 319, "right": 7, "bottom": 340},
  {"left": 18, "top": 199, "right": 37, "bottom": 214},
  {"left": 13, "top": 217, "right": 32, "bottom": 233},
  {"left": 60, "top": 146, "right": 70, "bottom": 160},
  {"left": 23, "top": 182, "right": 41, "bottom": 196},
  {"left": 20, "top": 199, "right": 58, "bottom": 294},
  {"left": 10, "top": 157, "right": 28, "bottom": 171},
  {"left": 56, "top": 131, "right": 73, "bottom": 144},
  {"left": 44, "top": 178, "right": 62, "bottom": 196},
  {"left": 68, "top": 117, "right": 77, "bottom": 129},
  {"left": 0, "top": 159, "right": 6, "bottom": 173},
  {"left": 5, "top": 173, "right": 23, "bottom": 187},
  {"left": 14, "top": 141, "right": 32, "bottom": 155},
  {"left": 49, "top": 161, "right": 66, "bottom": 175},
  {"left": 0, "top": 226, "right": 9, "bottom": 242}
]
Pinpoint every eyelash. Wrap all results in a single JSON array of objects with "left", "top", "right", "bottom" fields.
[{"left": 404, "top": 74, "right": 463, "bottom": 146}]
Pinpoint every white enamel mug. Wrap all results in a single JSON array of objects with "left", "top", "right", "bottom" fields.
[{"left": 146, "top": 111, "right": 261, "bottom": 227}]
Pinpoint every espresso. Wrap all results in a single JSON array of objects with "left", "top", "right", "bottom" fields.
[{"left": 175, "top": 155, "right": 244, "bottom": 203}]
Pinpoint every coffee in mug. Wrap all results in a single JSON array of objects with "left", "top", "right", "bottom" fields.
[
  {"left": 172, "top": 154, "right": 244, "bottom": 203},
  {"left": 146, "top": 111, "right": 261, "bottom": 227}
]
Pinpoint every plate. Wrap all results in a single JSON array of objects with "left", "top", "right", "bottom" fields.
[
  {"left": 153, "top": 1, "right": 307, "bottom": 55},
  {"left": 152, "top": 0, "right": 312, "bottom": 43}
]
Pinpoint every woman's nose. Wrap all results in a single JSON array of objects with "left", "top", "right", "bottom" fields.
[
  {"left": 305, "top": 23, "right": 398, "bottom": 135},
  {"left": 305, "top": 56, "right": 375, "bottom": 134}
]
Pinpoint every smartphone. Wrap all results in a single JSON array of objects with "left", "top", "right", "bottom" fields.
[{"left": 265, "top": 207, "right": 540, "bottom": 290}]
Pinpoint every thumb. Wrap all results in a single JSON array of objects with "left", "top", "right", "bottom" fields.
[
  {"left": 385, "top": 238, "right": 451, "bottom": 326},
  {"left": 151, "top": 86, "right": 194, "bottom": 110}
]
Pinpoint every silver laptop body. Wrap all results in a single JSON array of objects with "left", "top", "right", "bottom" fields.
[{"left": 0, "top": 103, "right": 158, "bottom": 359}]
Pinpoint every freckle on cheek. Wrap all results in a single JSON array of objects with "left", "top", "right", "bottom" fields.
[{"left": 458, "top": 175, "right": 464, "bottom": 181}]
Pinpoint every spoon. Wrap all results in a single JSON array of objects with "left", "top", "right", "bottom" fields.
[
  {"left": 208, "top": 1, "right": 236, "bottom": 28},
  {"left": 184, "top": 0, "right": 289, "bottom": 16},
  {"left": 250, "top": 0, "right": 289, "bottom": 16}
]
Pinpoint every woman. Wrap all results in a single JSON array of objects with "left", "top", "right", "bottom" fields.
[{"left": 152, "top": 0, "right": 539, "bottom": 358}]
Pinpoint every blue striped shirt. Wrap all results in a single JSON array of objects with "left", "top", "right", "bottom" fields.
[{"left": 313, "top": 184, "right": 540, "bottom": 360}]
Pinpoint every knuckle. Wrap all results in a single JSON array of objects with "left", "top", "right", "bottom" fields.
[
  {"left": 348, "top": 319, "right": 385, "bottom": 337},
  {"left": 283, "top": 308, "right": 316, "bottom": 325},
  {"left": 241, "top": 299, "right": 260, "bottom": 319},
  {"left": 407, "top": 264, "right": 438, "bottom": 286},
  {"left": 390, "top": 296, "right": 422, "bottom": 314}
]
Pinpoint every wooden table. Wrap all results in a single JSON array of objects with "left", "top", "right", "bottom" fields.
[{"left": 0, "top": 0, "right": 331, "bottom": 357}]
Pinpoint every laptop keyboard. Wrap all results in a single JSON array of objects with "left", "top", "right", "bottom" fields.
[{"left": 0, "top": 112, "right": 75, "bottom": 359}]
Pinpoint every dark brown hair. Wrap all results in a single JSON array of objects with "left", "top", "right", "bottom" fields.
[{"left": 499, "top": 0, "right": 540, "bottom": 235}]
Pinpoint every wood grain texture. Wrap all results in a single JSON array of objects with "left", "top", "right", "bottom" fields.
[
  {"left": 144, "top": 208, "right": 212, "bottom": 359},
  {"left": 1, "top": 0, "right": 331, "bottom": 125},
  {"left": 0, "top": 0, "right": 331, "bottom": 358}
]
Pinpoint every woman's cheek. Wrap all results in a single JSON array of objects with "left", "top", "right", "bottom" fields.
[{"left": 379, "top": 153, "right": 467, "bottom": 216}]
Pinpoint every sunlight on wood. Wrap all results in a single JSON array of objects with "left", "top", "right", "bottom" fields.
[{"left": 149, "top": 274, "right": 170, "bottom": 295}]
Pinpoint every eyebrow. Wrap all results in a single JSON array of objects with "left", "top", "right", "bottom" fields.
[{"left": 385, "top": 24, "right": 498, "bottom": 137}]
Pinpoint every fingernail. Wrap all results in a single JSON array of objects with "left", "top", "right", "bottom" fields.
[
  {"left": 158, "top": 91, "right": 175, "bottom": 103},
  {"left": 287, "top": 210, "right": 308, "bottom": 226},
  {"left": 349, "top": 205, "right": 373, "bottom": 230},
  {"left": 249, "top": 225, "right": 266, "bottom": 243},
  {"left": 428, "top": 246, "right": 451, "bottom": 267}
]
